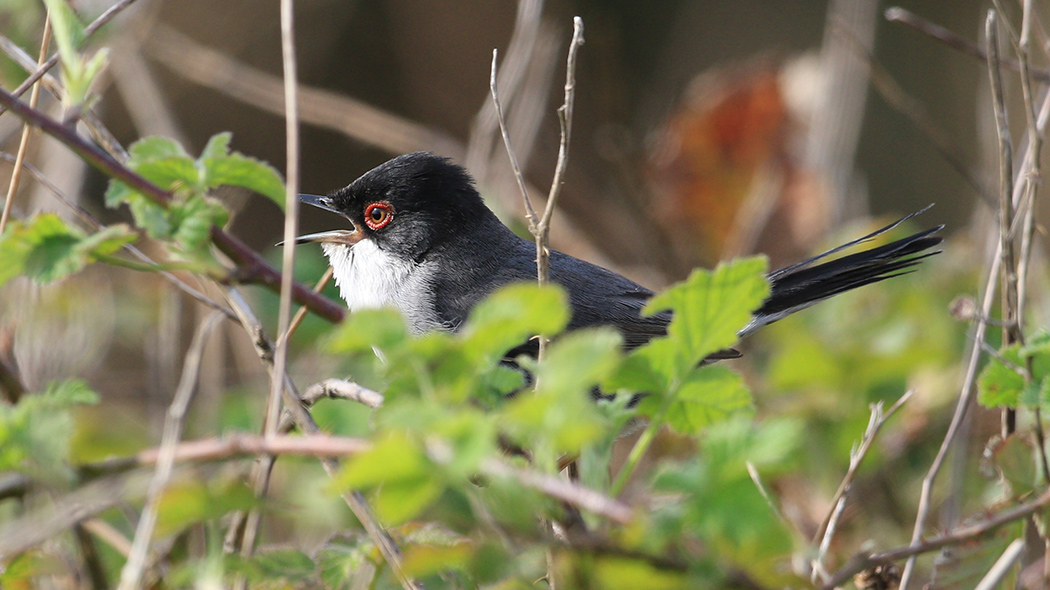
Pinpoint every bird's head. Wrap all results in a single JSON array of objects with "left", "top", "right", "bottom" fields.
[{"left": 293, "top": 152, "right": 490, "bottom": 261}]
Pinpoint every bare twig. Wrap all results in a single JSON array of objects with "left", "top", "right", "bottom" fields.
[
  {"left": 898, "top": 82, "right": 1050, "bottom": 590},
  {"left": 145, "top": 25, "right": 464, "bottom": 160},
  {"left": 275, "top": 266, "right": 333, "bottom": 351},
  {"left": 234, "top": 3, "right": 308, "bottom": 581},
  {"left": 884, "top": 6, "right": 1050, "bottom": 83},
  {"left": 300, "top": 378, "right": 384, "bottom": 409},
  {"left": 1, "top": 16, "right": 50, "bottom": 235},
  {"left": 490, "top": 49, "right": 538, "bottom": 226},
  {"left": 489, "top": 14, "right": 583, "bottom": 363},
  {"left": 221, "top": 289, "right": 412, "bottom": 587},
  {"left": 827, "top": 487, "right": 1050, "bottom": 589},
  {"left": 117, "top": 311, "right": 224, "bottom": 590},
  {"left": 812, "top": 392, "right": 913, "bottom": 582},
  {"left": 987, "top": 10, "right": 1022, "bottom": 440},
  {"left": 974, "top": 539, "right": 1026, "bottom": 590}
]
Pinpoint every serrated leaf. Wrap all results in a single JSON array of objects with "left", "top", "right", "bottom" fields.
[
  {"left": 640, "top": 256, "right": 769, "bottom": 380},
  {"left": 638, "top": 365, "right": 753, "bottom": 435},
  {"left": 978, "top": 347, "right": 1026, "bottom": 409},
  {"left": 170, "top": 195, "right": 228, "bottom": 255},
  {"left": 461, "top": 283, "right": 570, "bottom": 364},
  {"left": 42, "top": 379, "right": 99, "bottom": 406},
  {"left": 204, "top": 153, "right": 286, "bottom": 208},
  {"left": 127, "top": 136, "right": 192, "bottom": 162},
  {"left": 535, "top": 328, "right": 622, "bottom": 397},
  {"left": 332, "top": 433, "right": 444, "bottom": 523},
  {"left": 0, "top": 214, "right": 136, "bottom": 287},
  {"left": 200, "top": 132, "right": 232, "bottom": 161}
]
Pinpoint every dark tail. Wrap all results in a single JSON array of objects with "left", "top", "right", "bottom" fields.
[{"left": 738, "top": 206, "right": 943, "bottom": 337}]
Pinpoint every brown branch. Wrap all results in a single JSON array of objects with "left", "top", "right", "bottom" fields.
[
  {"left": 0, "top": 85, "right": 346, "bottom": 323},
  {"left": 885, "top": 6, "right": 1050, "bottom": 82},
  {"left": 117, "top": 311, "right": 224, "bottom": 590},
  {"left": 145, "top": 25, "right": 464, "bottom": 160},
  {"left": 826, "top": 487, "right": 1050, "bottom": 589},
  {"left": 0, "top": 16, "right": 50, "bottom": 235}
]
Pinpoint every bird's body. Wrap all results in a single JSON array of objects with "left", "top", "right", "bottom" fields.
[{"left": 295, "top": 152, "right": 941, "bottom": 354}]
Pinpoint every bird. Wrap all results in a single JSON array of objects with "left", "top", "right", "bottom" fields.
[{"left": 292, "top": 151, "right": 942, "bottom": 360}]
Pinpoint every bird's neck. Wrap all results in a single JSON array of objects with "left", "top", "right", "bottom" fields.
[{"left": 322, "top": 240, "right": 442, "bottom": 334}]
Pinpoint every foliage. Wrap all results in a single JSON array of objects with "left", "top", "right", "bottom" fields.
[
  {"left": 0, "top": 379, "right": 99, "bottom": 482},
  {"left": 104, "top": 133, "right": 284, "bottom": 265}
]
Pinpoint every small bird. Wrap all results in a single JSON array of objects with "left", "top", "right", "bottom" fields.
[{"left": 293, "top": 152, "right": 942, "bottom": 358}]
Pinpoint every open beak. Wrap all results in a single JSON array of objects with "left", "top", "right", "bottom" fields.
[{"left": 277, "top": 194, "right": 363, "bottom": 246}]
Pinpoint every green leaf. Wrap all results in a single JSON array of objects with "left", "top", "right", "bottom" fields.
[
  {"left": 332, "top": 433, "right": 443, "bottom": 524},
  {"left": 978, "top": 346, "right": 1026, "bottom": 409},
  {"left": 204, "top": 152, "right": 286, "bottom": 209},
  {"left": 638, "top": 365, "right": 753, "bottom": 435},
  {"left": 200, "top": 131, "right": 232, "bottom": 161},
  {"left": 325, "top": 308, "right": 409, "bottom": 355},
  {"left": 461, "top": 283, "right": 570, "bottom": 364},
  {"left": 155, "top": 477, "right": 257, "bottom": 537},
  {"left": 170, "top": 195, "right": 228, "bottom": 256},
  {"left": 0, "top": 214, "right": 136, "bottom": 287},
  {"left": 403, "top": 543, "right": 473, "bottom": 578},
  {"left": 535, "top": 328, "right": 622, "bottom": 397},
  {"left": 0, "top": 378, "right": 99, "bottom": 482},
  {"left": 590, "top": 556, "right": 685, "bottom": 590},
  {"left": 639, "top": 256, "right": 769, "bottom": 380},
  {"left": 42, "top": 378, "right": 99, "bottom": 405},
  {"left": 41, "top": 0, "right": 85, "bottom": 67},
  {"left": 129, "top": 135, "right": 192, "bottom": 161}
]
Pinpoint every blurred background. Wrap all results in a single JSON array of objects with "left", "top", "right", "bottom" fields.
[{"left": 2, "top": 0, "right": 1044, "bottom": 584}]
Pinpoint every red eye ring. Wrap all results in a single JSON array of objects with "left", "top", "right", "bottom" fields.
[{"left": 363, "top": 202, "right": 394, "bottom": 230}]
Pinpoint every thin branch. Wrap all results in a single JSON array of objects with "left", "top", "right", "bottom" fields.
[
  {"left": 812, "top": 391, "right": 914, "bottom": 582},
  {"left": 121, "top": 434, "right": 630, "bottom": 525},
  {"left": 541, "top": 17, "right": 584, "bottom": 362},
  {"left": 0, "top": 152, "right": 236, "bottom": 319},
  {"left": 884, "top": 6, "right": 1050, "bottom": 83},
  {"left": 1, "top": 15, "right": 50, "bottom": 235},
  {"left": 221, "top": 289, "right": 411, "bottom": 587},
  {"left": 0, "top": 0, "right": 139, "bottom": 115},
  {"left": 145, "top": 25, "right": 464, "bottom": 160},
  {"left": 490, "top": 49, "right": 538, "bottom": 229},
  {"left": 300, "top": 378, "right": 384, "bottom": 410},
  {"left": 275, "top": 266, "right": 333, "bottom": 351},
  {"left": 987, "top": 10, "right": 1022, "bottom": 441},
  {"left": 117, "top": 311, "right": 224, "bottom": 590},
  {"left": 827, "top": 487, "right": 1050, "bottom": 589},
  {"left": 0, "top": 85, "right": 346, "bottom": 322},
  {"left": 899, "top": 77, "right": 1050, "bottom": 586},
  {"left": 974, "top": 539, "right": 1026, "bottom": 590}
]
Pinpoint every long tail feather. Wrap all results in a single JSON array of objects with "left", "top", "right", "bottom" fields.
[{"left": 739, "top": 209, "right": 943, "bottom": 337}]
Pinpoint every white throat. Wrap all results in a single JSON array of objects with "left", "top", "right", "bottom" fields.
[{"left": 322, "top": 240, "right": 441, "bottom": 334}]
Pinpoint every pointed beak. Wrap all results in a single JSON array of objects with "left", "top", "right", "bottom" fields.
[
  {"left": 282, "top": 229, "right": 363, "bottom": 246},
  {"left": 277, "top": 194, "right": 362, "bottom": 246},
  {"left": 298, "top": 193, "right": 340, "bottom": 214}
]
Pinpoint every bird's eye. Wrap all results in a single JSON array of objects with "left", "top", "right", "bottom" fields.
[{"left": 363, "top": 202, "right": 394, "bottom": 230}]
